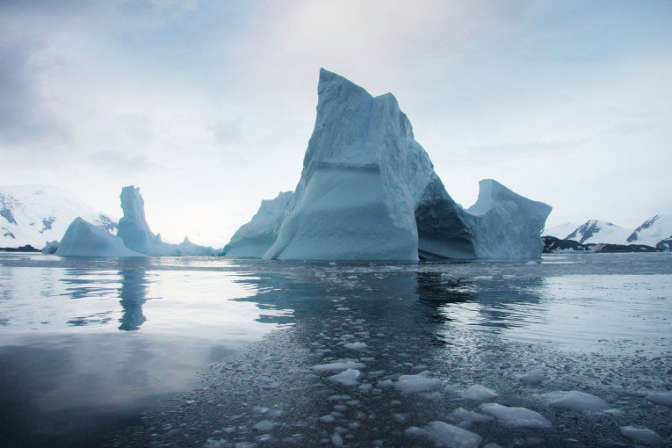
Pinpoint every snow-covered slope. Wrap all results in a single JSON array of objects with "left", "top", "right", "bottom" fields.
[
  {"left": 0, "top": 185, "right": 116, "bottom": 249},
  {"left": 566, "top": 220, "right": 630, "bottom": 244},
  {"left": 227, "top": 69, "right": 550, "bottom": 261},
  {"left": 626, "top": 214, "right": 672, "bottom": 247},
  {"left": 223, "top": 191, "right": 293, "bottom": 258},
  {"left": 56, "top": 217, "right": 141, "bottom": 257},
  {"left": 543, "top": 222, "right": 578, "bottom": 239}
]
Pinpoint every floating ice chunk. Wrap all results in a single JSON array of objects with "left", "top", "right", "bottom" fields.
[
  {"left": 479, "top": 403, "right": 551, "bottom": 429},
  {"left": 331, "top": 432, "right": 344, "bottom": 447},
  {"left": 327, "top": 394, "right": 351, "bottom": 401},
  {"left": 519, "top": 369, "right": 545, "bottom": 385},
  {"left": 328, "top": 369, "right": 361, "bottom": 386},
  {"left": 449, "top": 407, "right": 494, "bottom": 426},
  {"left": 311, "top": 360, "right": 364, "bottom": 372},
  {"left": 620, "top": 426, "right": 665, "bottom": 446},
  {"left": 203, "top": 439, "right": 228, "bottom": 448},
  {"left": 320, "top": 415, "right": 336, "bottom": 423},
  {"left": 253, "top": 420, "right": 276, "bottom": 432},
  {"left": 56, "top": 217, "right": 142, "bottom": 257},
  {"left": 343, "top": 341, "right": 367, "bottom": 350},
  {"left": 646, "top": 391, "right": 672, "bottom": 407},
  {"left": 462, "top": 385, "right": 498, "bottom": 401},
  {"left": 541, "top": 390, "right": 609, "bottom": 412},
  {"left": 405, "top": 421, "right": 482, "bottom": 448},
  {"left": 395, "top": 371, "right": 441, "bottom": 393},
  {"left": 359, "top": 383, "right": 372, "bottom": 393},
  {"left": 483, "top": 444, "right": 503, "bottom": 448}
]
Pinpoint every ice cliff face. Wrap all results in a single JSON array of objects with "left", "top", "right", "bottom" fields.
[
  {"left": 466, "top": 179, "right": 552, "bottom": 259},
  {"left": 56, "top": 217, "right": 141, "bottom": 257},
  {"left": 227, "top": 69, "right": 550, "bottom": 261},
  {"left": 223, "top": 192, "right": 293, "bottom": 258},
  {"left": 264, "top": 69, "right": 473, "bottom": 260},
  {"left": 117, "top": 186, "right": 155, "bottom": 254}
]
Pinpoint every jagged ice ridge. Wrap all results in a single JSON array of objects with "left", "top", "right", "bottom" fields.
[{"left": 225, "top": 69, "right": 551, "bottom": 261}]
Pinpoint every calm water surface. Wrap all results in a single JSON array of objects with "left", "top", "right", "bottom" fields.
[{"left": 0, "top": 252, "right": 670, "bottom": 447}]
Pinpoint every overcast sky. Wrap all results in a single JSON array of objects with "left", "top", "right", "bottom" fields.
[{"left": 2, "top": 0, "right": 671, "bottom": 245}]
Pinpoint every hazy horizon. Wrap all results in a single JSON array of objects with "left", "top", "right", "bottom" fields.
[{"left": 2, "top": 1, "right": 671, "bottom": 246}]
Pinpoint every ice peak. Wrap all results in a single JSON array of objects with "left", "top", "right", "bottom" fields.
[
  {"left": 317, "top": 68, "right": 371, "bottom": 103},
  {"left": 118, "top": 185, "right": 154, "bottom": 253}
]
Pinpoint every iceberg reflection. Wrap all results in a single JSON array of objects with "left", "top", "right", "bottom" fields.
[{"left": 118, "top": 260, "right": 150, "bottom": 331}]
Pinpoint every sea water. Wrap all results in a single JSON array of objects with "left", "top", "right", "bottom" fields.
[{"left": 0, "top": 252, "right": 670, "bottom": 447}]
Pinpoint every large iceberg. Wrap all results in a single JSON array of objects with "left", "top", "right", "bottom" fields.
[
  {"left": 117, "top": 186, "right": 157, "bottom": 254},
  {"left": 117, "top": 186, "right": 214, "bottom": 256},
  {"left": 226, "top": 69, "right": 550, "bottom": 261},
  {"left": 57, "top": 186, "right": 213, "bottom": 257},
  {"left": 222, "top": 191, "right": 293, "bottom": 258},
  {"left": 56, "top": 217, "right": 142, "bottom": 257}
]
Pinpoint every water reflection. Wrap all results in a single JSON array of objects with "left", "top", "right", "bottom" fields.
[{"left": 118, "top": 261, "right": 149, "bottom": 331}]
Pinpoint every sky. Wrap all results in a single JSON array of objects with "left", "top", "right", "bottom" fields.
[{"left": 1, "top": 0, "right": 671, "bottom": 246}]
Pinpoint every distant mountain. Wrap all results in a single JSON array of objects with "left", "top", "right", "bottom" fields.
[
  {"left": 542, "top": 222, "right": 578, "bottom": 239},
  {"left": 0, "top": 185, "right": 116, "bottom": 249},
  {"left": 626, "top": 214, "right": 672, "bottom": 247},
  {"left": 565, "top": 219, "right": 630, "bottom": 245}
]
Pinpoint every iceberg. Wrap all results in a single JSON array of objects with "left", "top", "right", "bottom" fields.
[
  {"left": 466, "top": 179, "right": 551, "bottom": 260},
  {"left": 117, "top": 186, "right": 214, "bottom": 256},
  {"left": 117, "top": 186, "right": 156, "bottom": 254},
  {"left": 56, "top": 217, "right": 142, "bottom": 257},
  {"left": 227, "top": 69, "right": 551, "bottom": 261},
  {"left": 222, "top": 191, "right": 292, "bottom": 258}
]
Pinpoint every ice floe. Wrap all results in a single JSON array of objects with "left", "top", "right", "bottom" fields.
[
  {"left": 328, "top": 368, "right": 361, "bottom": 386},
  {"left": 646, "top": 391, "right": 672, "bottom": 407},
  {"left": 462, "top": 384, "right": 498, "bottom": 401},
  {"left": 395, "top": 371, "right": 442, "bottom": 393},
  {"left": 311, "top": 359, "right": 364, "bottom": 372},
  {"left": 449, "top": 407, "right": 494, "bottom": 427},
  {"left": 479, "top": 403, "right": 551, "bottom": 428},
  {"left": 405, "top": 421, "right": 482, "bottom": 448},
  {"left": 620, "top": 425, "right": 665, "bottom": 446},
  {"left": 541, "top": 390, "right": 609, "bottom": 412}
]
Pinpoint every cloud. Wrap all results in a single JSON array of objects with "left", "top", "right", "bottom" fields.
[
  {"left": 209, "top": 119, "right": 242, "bottom": 147},
  {"left": 89, "top": 151, "right": 155, "bottom": 173},
  {"left": 0, "top": 39, "right": 70, "bottom": 146}
]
